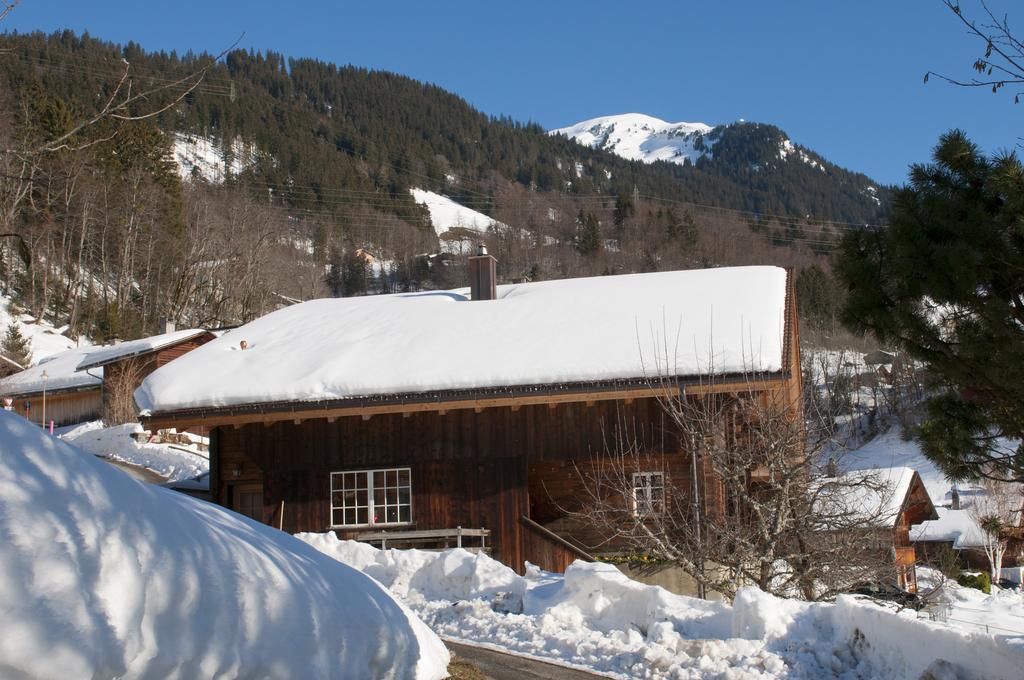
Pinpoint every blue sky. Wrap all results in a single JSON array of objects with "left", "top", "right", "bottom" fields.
[{"left": 3, "top": 0, "right": 1019, "bottom": 185}]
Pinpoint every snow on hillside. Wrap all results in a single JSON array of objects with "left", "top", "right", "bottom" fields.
[
  {"left": 410, "top": 188, "right": 499, "bottom": 237},
  {"left": 845, "top": 425, "right": 959, "bottom": 508},
  {"left": 0, "top": 412, "right": 449, "bottom": 679},
  {"left": 0, "top": 292, "right": 85, "bottom": 365},
  {"left": 60, "top": 421, "right": 209, "bottom": 483},
  {"left": 173, "top": 133, "right": 255, "bottom": 183},
  {"left": 552, "top": 113, "right": 712, "bottom": 166},
  {"left": 299, "top": 534, "right": 1024, "bottom": 680}
]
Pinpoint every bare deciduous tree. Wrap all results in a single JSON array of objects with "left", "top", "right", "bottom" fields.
[
  {"left": 927, "top": 1, "right": 1024, "bottom": 105},
  {"left": 969, "top": 478, "right": 1023, "bottom": 581},
  {"left": 566, "top": 371, "right": 903, "bottom": 602}
]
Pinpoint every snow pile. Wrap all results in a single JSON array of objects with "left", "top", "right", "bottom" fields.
[
  {"left": 299, "top": 534, "right": 1024, "bottom": 679},
  {"left": 60, "top": 421, "right": 209, "bottom": 482},
  {"left": 0, "top": 412, "right": 448, "bottom": 679},
  {"left": 0, "top": 344, "right": 101, "bottom": 397},
  {"left": 136, "top": 266, "right": 789, "bottom": 413},
  {"left": 552, "top": 113, "right": 713, "bottom": 166},
  {"left": 0, "top": 292, "right": 85, "bottom": 364}
]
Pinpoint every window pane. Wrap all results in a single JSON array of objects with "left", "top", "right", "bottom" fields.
[
  {"left": 399, "top": 488, "right": 410, "bottom": 505},
  {"left": 332, "top": 509, "right": 344, "bottom": 526},
  {"left": 388, "top": 487, "right": 398, "bottom": 505},
  {"left": 374, "top": 471, "right": 385, "bottom": 487},
  {"left": 344, "top": 509, "right": 355, "bottom": 526},
  {"left": 357, "top": 508, "right": 368, "bottom": 525},
  {"left": 399, "top": 507, "right": 410, "bottom": 523},
  {"left": 374, "top": 487, "right": 385, "bottom": 506},
  {"left": 399, "top": 469, "right": 410, "bottom": 486},
  {"left": 357, "top": 489, "right": 368, "bottom": 506},
  {"left": 386, "top": 507, "right": 399, "bottom": 523}
]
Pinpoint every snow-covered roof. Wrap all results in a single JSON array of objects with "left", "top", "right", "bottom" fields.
[
  {"left": 77, "top": 329, "right": 211, "bottom": 371},
  {"left": 820, "top": 466, "right": 919, "bottom": 528},
  {"left": 0, "top": 345, "right": 102, "bottom": 397},
  {"left": 911, "top": 507, "right": 988, "bottom": 549},
  {"left": 136, "top": 266, "right": 791, "bottom": 415}
]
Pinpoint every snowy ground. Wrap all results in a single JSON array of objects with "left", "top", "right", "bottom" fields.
[
  {"left": 59, "top": 421, "right": 209, "bottom": 482},
  {"left": 918, "top": 567, "right": 1024, "bottom": 637},
  {"left": 0, "top": 412, "right": 449, "bottom": 679},
  {"left": 0, "top": 292, "right": 86, "bottom": 363},
  {"left": 298, "top": 534, "right": 1024, "bottom": 680}
]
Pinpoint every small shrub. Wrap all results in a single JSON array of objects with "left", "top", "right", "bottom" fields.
[{"left": 956, "top": 572, "right": 991, "bottom": 594}]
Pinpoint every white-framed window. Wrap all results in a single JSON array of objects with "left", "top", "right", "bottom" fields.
[
  {"left": 330, "top": 467, "right": 412, "bottom": 528},
  {"left": 632, "top": 471, "right": 665, "bottom": 517}
]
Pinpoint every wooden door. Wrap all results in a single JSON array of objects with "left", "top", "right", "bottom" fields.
[{"left": 232, "top": 483, "right": 264, "bottom": 522}]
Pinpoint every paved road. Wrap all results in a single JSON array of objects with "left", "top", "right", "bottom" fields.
[
  {"left": 445, "top": 641, "right": 607, "bottom": 680},
  {"left": 100, "top": 457, "right": 167, "bottom": 484}
]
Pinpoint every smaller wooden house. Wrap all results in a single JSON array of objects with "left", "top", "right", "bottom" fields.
[
  {"left": 831, "top": 466, "right": 937, "bottom": 592},
  {"left": 76, "top": 329, "right": 216, "bottom": 423},
  {"left": 0, "top": 328, "right": 216, "bottom": 428},
  {"left": 0, "top": 345, "right": 103, "bottom": 427}
]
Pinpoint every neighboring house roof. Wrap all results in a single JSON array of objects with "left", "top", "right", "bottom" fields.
[
  {"left": 135, "top": 266, "right": 792, "bottom": 415},
  {"left": 0, "top": 345, "right": 103, "bottom": 397},
  {"left": 77, "top": 329, "right": 212, "bottom": 371},
  {"left": 911, "top": 507, "right": 988, "bottom": 549},
  {"left": 818, "top": 466, "right": 924, "bottom": 528}
]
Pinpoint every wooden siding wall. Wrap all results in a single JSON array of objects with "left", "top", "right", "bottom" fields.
[
  {"left": 14, "top": 389, "right": 102, "bottom": 427},
  {"left": 215, "top": 397, "right": 686, "bottom": 572}
]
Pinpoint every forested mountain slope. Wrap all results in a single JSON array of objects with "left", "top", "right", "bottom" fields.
[{"left": 0, "top": 30, "right": 880, "bottom": 343}]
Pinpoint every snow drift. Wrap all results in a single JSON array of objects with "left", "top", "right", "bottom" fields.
[
  {"left": 0, "top": 412, "right": 448, "bottom": 679},
  {"left": 299, "top": 533, "right": 1024, "bottom": 680}
]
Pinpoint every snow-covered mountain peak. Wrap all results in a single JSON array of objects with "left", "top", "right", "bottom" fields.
[{"left": 551, "top": 113, "right": 714, "bottom": 166}]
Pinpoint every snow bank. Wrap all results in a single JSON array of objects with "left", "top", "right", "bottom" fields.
[
  {"left": 0, "top": 413, "right": 449, "bottom": 679},
  {"left": 60, "top": 421, "right": 209, "bottom": 482},
  {"left": 299, "top": 534, "right": 1024, "bottom": 679},
  {"left": 137, "top": 266, "right": 789, "bottom": 413},
  {"left": 832, "top": 595, "right": 1024, "bottom": 679}
]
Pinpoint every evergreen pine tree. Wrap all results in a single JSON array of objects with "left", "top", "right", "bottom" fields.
[
  {"left": 836, "top": 129, "right": 1024, "bottom": 481},
  {"left": 1, "top": 323, "right": 32, "bottom": 368}
]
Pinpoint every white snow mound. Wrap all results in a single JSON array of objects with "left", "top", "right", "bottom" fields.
[
  {"left": 0, "top": 412, "right": 448, "bottom": 679},
  {"left": 299, "top": 534, "right": 1024, "bottom": 680}
]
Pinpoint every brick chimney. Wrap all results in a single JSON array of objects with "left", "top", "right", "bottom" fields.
[{"left": 468, "top": 244, "right": 497, "bottom": 301}]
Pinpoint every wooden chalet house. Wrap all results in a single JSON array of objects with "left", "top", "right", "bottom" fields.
[
  {"left": 138, "top": 257, "right": 802, "bottom": 573},
  {"left": 0, "top": 345, "right": 102, "bottom": 427},
  {"left": 830, "top": 466, "right": 938, "bottom": 592},
  {"left": 0, "top": 327, "right": 215, "bottom": 428},
  {"left": 76, "top": 327, "right": 215, "bottom": 423}
]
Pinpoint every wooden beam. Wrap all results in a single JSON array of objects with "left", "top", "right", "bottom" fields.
[
  {"left": 474, "top": 407, "right": 484, "bottom": 414},
  {"left": 327, "top": 416, "right": 337, "bottom": 423},
  {"left": 547, "top": 403, "right": 558, "bottom": 411},
  {"left": 143, "top": 378, "right": 789, "bottom": 430},
  {"left": 585, "top": 400, "right": 596, "bottom": 408}
]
